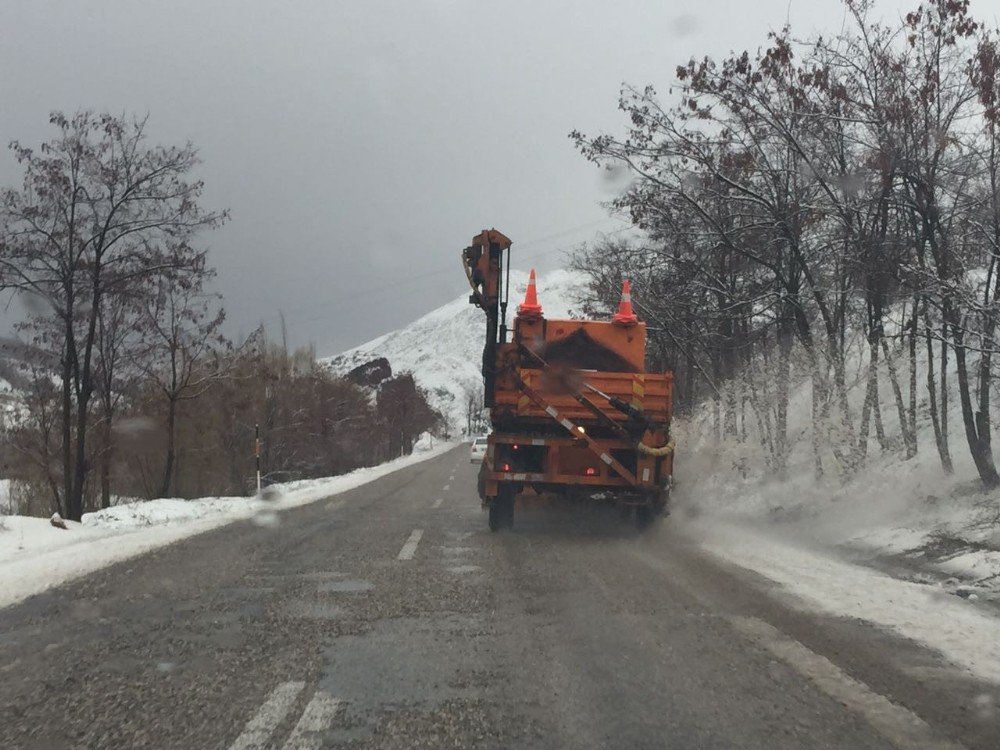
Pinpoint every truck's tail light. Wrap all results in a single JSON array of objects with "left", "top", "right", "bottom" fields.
[
  {"left": 502, "top": 463, "right": 511, "bottom": 472},
  {"left": 584, "top": 467, "right": 597, "bottom": 476}
]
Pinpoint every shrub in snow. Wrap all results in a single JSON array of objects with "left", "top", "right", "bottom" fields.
[{"left": 259, "top": 484, "right": 283, "bottom": 502}]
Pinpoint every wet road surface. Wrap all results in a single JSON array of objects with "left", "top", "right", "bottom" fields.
[{"left": 1, "top": 445, "right": 997, "bottom": 748}]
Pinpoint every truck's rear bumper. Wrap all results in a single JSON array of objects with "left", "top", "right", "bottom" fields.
[
  {"left": 482, "top": 432, "right": 673, "bottom": 503},
  {"left": 481, "top": 470, "right": 666, "bottom": 507}
]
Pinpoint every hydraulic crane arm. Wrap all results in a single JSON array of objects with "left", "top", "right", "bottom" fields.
[{"left": 463, "top": 229, "right": 512, "bottom": 408}]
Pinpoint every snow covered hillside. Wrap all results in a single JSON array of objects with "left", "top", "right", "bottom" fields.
[{"left": 322, "top": 269, "right": 590, "bottom": 434}]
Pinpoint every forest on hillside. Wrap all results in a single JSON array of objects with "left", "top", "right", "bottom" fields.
[
  {"left": 0, "top": 113, "right": 439, "bottom": 520},
  {"left": 572, "top": 0, "right": 1000, "bottom": 491}
]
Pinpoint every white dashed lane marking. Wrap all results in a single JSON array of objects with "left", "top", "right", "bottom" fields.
[
  {"left": 431, "top": 498, "right": 444, "bottom": 509},
  {"left": 443, "top": 484, "right": 450, "bottom": 491},
  {"left": 281, "top": 691, "right": 342, "bottom": 750},
  {"left": 397, "top": 529, "right": 424, "bottom": 560},
  {"left": 229, "top": 681, "right": 305, "bottom": 750}
]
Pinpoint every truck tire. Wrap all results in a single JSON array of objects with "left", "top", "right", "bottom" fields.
[
  {"left": 502, "top": 489, "right": 515, "bottom": 529},
  {"left": 635, "top": 503, "right": 655, "bottom": 530},
  {"left": 489, "top": 484, "right": 516, "bottom": 532},
  {"left": 488, "top": 499, "right": 503, "bottom": 532},
  {"left": 477, "top": 462, "right": 488, "bottom": 502}
]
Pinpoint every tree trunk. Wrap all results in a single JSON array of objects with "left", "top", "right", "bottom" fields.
[
  {"left": 856, "top": 339, "right": 880, "bottom": 463},
  {"left": 774, "top": 325, "right": 791, "bottom": 478},
  {"left": 881, "top": 338, "right": 916, "bottom": 459},
  {"left": 810, "top": 367, "right": 824, "bottom": 480},
  {"left": 831, "top": 345, "right": 856, "bottom": 453},
  {"left": 951, "top": 319, "right": 1000, "bottom": 487},
  {"left": 747, "top": 364, "right": 776, "bottom": 473},
  {"left": 977, "top": 318, "right": 995, "bottom": 473},
  {"left": 101, "top": 413, "right": 113, "bottom": 509},
  {"left": 70, "top": 388, "right": 92, "bottom": 516},
  {"left": 712, "top": 393, "right": 721, "bottom": 443},
  {"left": 940, "top": 319, "right": 950, "bottom": 466},
  {"left": 159, "top": 397, "right": 178, "bottom": 498},
  {"left": 61, "top": 340, "right": 75, "bottom": 520},
  {"left": 924, "top": 318, "right": 953, "bottom": 473},
  {"left": 907, "top": 304, "right": 918, "bottom": 453},
  {"left": 724, "top": 382, "right": 739, "bottom": 439},
  {"left": 872, "top": 387, "right": 888, "bottom": 451}
]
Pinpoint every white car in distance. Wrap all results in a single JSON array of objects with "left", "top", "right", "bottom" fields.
[{"left": 470, "top": 436, "right": 488, "bottom": 463}]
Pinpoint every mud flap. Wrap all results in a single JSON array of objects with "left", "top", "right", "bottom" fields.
[{"left": 477, "top": 462, "right": 488, "bottom": 502}]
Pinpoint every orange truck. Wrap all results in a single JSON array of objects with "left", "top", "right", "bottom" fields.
[{"left": 462, "top": 228, "right": 675, "bottom": 531}]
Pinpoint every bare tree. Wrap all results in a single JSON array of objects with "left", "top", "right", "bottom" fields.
[
  {"left": 570, "top": 0, "right": 1000, "bottom": 496},
  {"left": 377, "top": 374, "right": 440, "bottom": 457},
  {"left": 94, "top": 289, "right": 142, "bottom": 508},
  {"left": 461, "top": 380, "right": 485, "bottom": 436},
  {"left": 0, "top": 112, "right": 226, "bottom": 518},
  {"left": 137, "top": 275, "right": 227, "bottom": 499}
]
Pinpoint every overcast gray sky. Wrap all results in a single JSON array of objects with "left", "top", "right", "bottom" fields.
[{"left": 0, "top": 0, "right": 948, "bottom": 354}]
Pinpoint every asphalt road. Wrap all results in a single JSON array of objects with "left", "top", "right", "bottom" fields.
[{"left": 1, "top": 444, "right": 997, "bottom": 749}]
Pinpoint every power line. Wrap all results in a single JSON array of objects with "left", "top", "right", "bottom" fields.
[
  {"left": 233, "top": 217, "right": 631, "bottom": 334},
  {"left": 286, "top": 224, "right": 635, "bottom": 334}
]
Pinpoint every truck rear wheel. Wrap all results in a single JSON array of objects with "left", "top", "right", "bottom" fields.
[
  {"left": 503, "top": 491, "right": 515, "bottom": 529},
  {"left": 635, "top": 503, "right": 656, "bottom": 530},
  {"left": 488, "top": 499, "right": 503, "bottom": 532},
  {"left": 488, "top": 485, "right": 516, "bottom": 532}
]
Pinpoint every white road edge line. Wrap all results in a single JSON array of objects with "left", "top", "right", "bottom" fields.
[
  {"left": 282, "top": 690, "right": 342, "bottom": 750},
  {"left": 730, "top": 617, "right": 963, "bottom": 750},
  {"left": 397, "top": 529, "right": 424, "bottom": 560},
  {"left": 432, "top": 498, "right": 444, "bottom": 509},
  {"left": 229, "top": 681, "right": 306, "bottom": 750}
]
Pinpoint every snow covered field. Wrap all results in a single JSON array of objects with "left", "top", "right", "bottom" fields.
[{"left": 0, "top": 439, "right": 455, "bottom": 609}]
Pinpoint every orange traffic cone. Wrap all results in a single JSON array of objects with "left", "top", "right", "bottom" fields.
[
  {"left": 612, "top": 279, "right": 638, "bottom": 326},
  {"left": 517, "top": 268, "right": 544, "bottom": 321}
]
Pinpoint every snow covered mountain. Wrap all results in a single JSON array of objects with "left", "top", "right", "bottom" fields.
[{"left": 322, "top": 269, "right": 590, "bottom": 434}]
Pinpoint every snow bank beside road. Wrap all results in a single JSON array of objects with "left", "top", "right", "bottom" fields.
[
  {"left": 674, "top": 405, "right": 1000, "bottom": 597},
  {"left": 0, "top": 441, "right": 455, "bottom": 609},
  {"left": 689, "top": 519, "right": 1000, "bottom": 683},
  {"left": 673, "top": 409, "right": 1000, "bottom": 683}
]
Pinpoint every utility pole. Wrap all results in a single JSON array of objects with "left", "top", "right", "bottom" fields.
[{"left": 255, "top": 423, "right": 261, "bottom": 495}]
